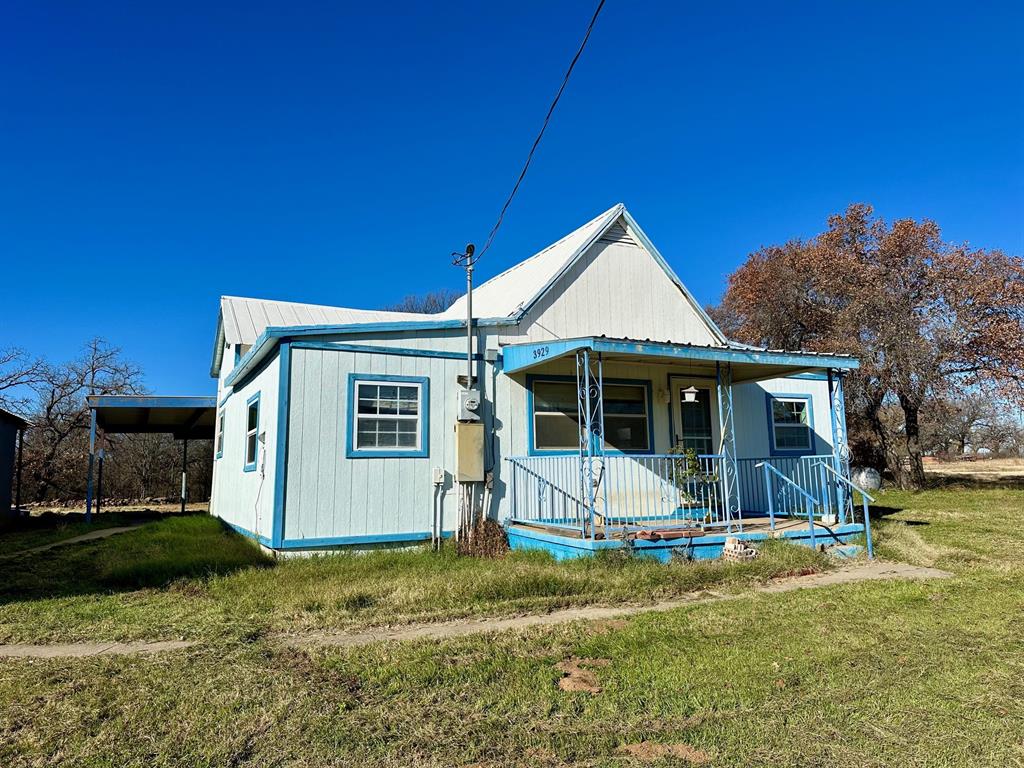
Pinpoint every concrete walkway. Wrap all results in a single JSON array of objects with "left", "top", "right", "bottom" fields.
[
  {"left": 289, "top": 561, "right": 951, "bottom": 649},
  {"left": 1, "top": 525, "right": 143, "bottom": 559},
  {"left": 0, "top": 640, "right": 195, "bottom": 659}
]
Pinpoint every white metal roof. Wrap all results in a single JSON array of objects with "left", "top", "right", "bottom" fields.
[
  {"left": 219, "top": 296, "right": 431, "bottom": 346},
  {"left": 210, "top": 203, "right": 734, "bottom": 377},
  {"left": 439, "top": 204, "right": 624, "bottom": 320}
]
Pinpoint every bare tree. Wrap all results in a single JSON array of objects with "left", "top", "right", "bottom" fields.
[
  {"left": 0, "top": 346, "right": 46, "bottom": 412},
  {"left": 385, "top": 288, "right": 461, "bottom": 314},
  {"left": 25, "top": 339, "right": 142, "bottom": 501}
]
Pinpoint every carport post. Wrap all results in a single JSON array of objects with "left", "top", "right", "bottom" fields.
[
  {"left": 85, "top": 408, "right": 97, "bottom": 523},
  {"left": 180, "top": 438, "right": 188, "bottom": 514},
  {"left": 96, "top": 450, "right": 104, "bottom": 516}
]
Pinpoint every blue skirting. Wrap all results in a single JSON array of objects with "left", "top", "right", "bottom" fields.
[{"left": 506, "top": 522, "right": 865, "bottom": 562}]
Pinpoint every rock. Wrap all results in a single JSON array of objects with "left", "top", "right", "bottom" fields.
[{"left": 851, "top": 467, "right": 882, "bottom": 491}]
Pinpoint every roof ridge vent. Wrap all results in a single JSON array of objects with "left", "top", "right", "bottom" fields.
[{"left": 598, "top": 220, "right": 636, "bottom": 246}]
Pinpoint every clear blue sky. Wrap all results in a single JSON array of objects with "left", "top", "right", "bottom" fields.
[{"left": 3, "top": 1, "right": 1021, "bottom": 395}]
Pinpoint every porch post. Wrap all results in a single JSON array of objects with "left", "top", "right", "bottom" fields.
[
  {"left": 577, "top": 349, "right": 595, "bottom": 539},
  {"left": 576, "top": 348, "right": 606, "bottom": 541},
  {"left": 827, "top": 369, "right": 851, "bottom": 524},
  {"left": 715, "top": 362, "right": 741, "bottom": 531}
]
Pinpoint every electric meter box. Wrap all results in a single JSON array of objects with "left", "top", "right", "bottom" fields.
[
  {"left": 454, "top": 422, "right": 485, "bottom": 482},
  {"left": 458, "top": 388, "right": 482, "bottom": 422}
]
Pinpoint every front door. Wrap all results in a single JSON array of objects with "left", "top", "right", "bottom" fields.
[{"left": 670, "top": 378, "right": 716, "bottom": 456}]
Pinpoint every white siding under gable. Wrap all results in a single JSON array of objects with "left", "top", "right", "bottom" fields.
[{"left": 515, "top": 232, "right": 722, "bottom": 346}]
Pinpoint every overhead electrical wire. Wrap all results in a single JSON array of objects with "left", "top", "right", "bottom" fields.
[{"left": 475, "top": 0, "right": 607, "bottom": 262}]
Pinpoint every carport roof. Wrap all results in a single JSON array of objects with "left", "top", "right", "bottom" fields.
[{"left": 86, "top": 396, "right": 217, "bottom": 440}]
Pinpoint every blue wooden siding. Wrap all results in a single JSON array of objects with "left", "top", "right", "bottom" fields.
[
  {"left": 283, "top": 344, "right": 470, "bottom": 544},
  {"left": 209, "top": 352, "right": 279, "bottom": 542}
]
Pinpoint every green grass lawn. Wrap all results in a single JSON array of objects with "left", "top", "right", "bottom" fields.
[
  {"left": 0, "top": 515, "right": 825, "bottom": 644},
  {"left": 0, "top": 511, "right": 141, "bottom": 554},
  {"left": 2, "top": 488, "right": 1023, "bottom": 766}
]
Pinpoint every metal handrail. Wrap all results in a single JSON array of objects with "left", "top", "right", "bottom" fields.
[
  {"left": 506, "top": 454, "right": 730, "bottom": 535},
  {"left": 754, "top": 461, "right": 819, "bottom": 505},
  {"left": 503, "top": 460, "right": 585, "bottom": 532},
  {"left": 811, "top": 461, "right": 875, "bottom": 559},
  {"left": 755, "top": 460, "right": 821, "bottom": 548}
]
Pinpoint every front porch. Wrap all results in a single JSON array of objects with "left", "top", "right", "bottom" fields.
[
  {"left": 499, "top": 337, "right": 872, "bottom": 560},
  {"left": 507, "top": 515, "right": 867, "bottom": 562}
]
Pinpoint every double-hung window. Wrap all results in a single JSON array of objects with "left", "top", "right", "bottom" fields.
[
  {"left": 243, "top": 393, "right": 260, "bottom": 471},
  {"left": 347, "top": 375, "right": 429, "bottom": 457},
  {"left": 769, "top": 395, "right": 813, "bottom": 453},
  {"left": 215, "top": 408, "right": 225, "bottom": 459},
  {"left": 531, "top": 379, "right": 650, "bottom": 453}
]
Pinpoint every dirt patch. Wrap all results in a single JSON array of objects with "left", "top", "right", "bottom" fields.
[
  {"left": 617, "top": 742, "right": 710, "bottom": 764},
  {"left": 590, "top": 619, "right": 629, "bottom": 634},
  {"left": 555, "top": 656, "right": 609, "bottom": 694},
  {"left": 288, "top": 561, "right": 952, "bottom": 649}
]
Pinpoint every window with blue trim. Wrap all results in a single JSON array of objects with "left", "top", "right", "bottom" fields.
[
  {"left": 353, "top": 379, "right": 423, "bottom": 451},
  {"left": 770, "top": 397, "right": 812, "bottom": 451},
  {"left": 532, "top": 380, "right": 650, "bottom": 452},
  {"left": 243, "top": 394, "right": 260, "bottom": 471}
]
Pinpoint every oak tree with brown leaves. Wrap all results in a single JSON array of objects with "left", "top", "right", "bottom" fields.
[{"left": 711, "top": 204, "right": 1024, "bottom": 489}]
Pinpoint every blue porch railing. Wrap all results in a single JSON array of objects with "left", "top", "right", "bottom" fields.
[
  {"left": 507, "top": 454, "right": 732, "bottom": 536},
  {"left": 506, "top": 453, "right": 873, "bottom": 557},
  {"left": 735, "top": 455, "right": 835, "bottom": 517}
]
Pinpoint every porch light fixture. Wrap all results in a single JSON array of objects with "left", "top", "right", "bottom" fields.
[{"left": 682, "top": 386, "right": 699, "bottom": 404}]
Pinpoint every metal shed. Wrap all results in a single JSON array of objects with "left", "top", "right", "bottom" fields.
[{"left": 0, "top": 407, "right": 29, "bottom": 524}]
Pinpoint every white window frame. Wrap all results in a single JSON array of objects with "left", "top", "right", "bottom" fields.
[
  {"left": 347, "top": 375, "right": 429, "bottom": 457},
  {"left": 769, "top": 395, "right": 813, "bottom": 454},
  {"left": 243, "top": 393, "right": 260, "bottom": 471},
  {"left": 530, "top": 378, "right": 651, "bottom": 455},
  {"left": 215, "top": 408, "right": 225, "bottom": 459}
]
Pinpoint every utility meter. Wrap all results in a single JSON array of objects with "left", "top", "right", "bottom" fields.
[{"left": 458, "top": 388, "right": 482, "bottom": 422}]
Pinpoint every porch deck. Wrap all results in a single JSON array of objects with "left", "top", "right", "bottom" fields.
[
  {"left": 505, "top": 451, "right": 874, "bottom": 562},
  {"left": 507, "top": 515, "right": 867, "bottom": 562}
]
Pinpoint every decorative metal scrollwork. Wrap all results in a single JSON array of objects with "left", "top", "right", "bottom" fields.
[{"left": 576, "top": 349, "right": 606, "bottom": 537}]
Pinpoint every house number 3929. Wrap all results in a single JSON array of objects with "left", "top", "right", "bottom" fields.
[{"left": 532, "top": 346, "right": 550, "bottom": 360}]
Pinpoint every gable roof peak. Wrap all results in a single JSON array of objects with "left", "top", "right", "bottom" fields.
[{"left": 439, "top": 203, "right": 626, "bottom": 320}]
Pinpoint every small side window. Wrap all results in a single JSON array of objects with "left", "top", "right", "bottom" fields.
[
  {"left": 769, "top": 396, "right": 813, "bottom": 453},
  {"left": 243, "top": 393, "right": 260, "bottom": 471},
  {"left": 215, "top": 409, "right": 225, "bottom": 459}
]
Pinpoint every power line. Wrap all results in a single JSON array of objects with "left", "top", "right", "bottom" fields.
[{"left": 475, "top": 0, "right": 607, "bottom": 261}]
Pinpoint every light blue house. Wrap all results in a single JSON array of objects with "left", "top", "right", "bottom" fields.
[{"left": 208, "top": 204, "right": 871, "bottom": 559}]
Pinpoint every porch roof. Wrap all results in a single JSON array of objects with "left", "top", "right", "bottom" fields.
[{"left": 500, "top": 336, "right": 858, "bottom": 382}]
